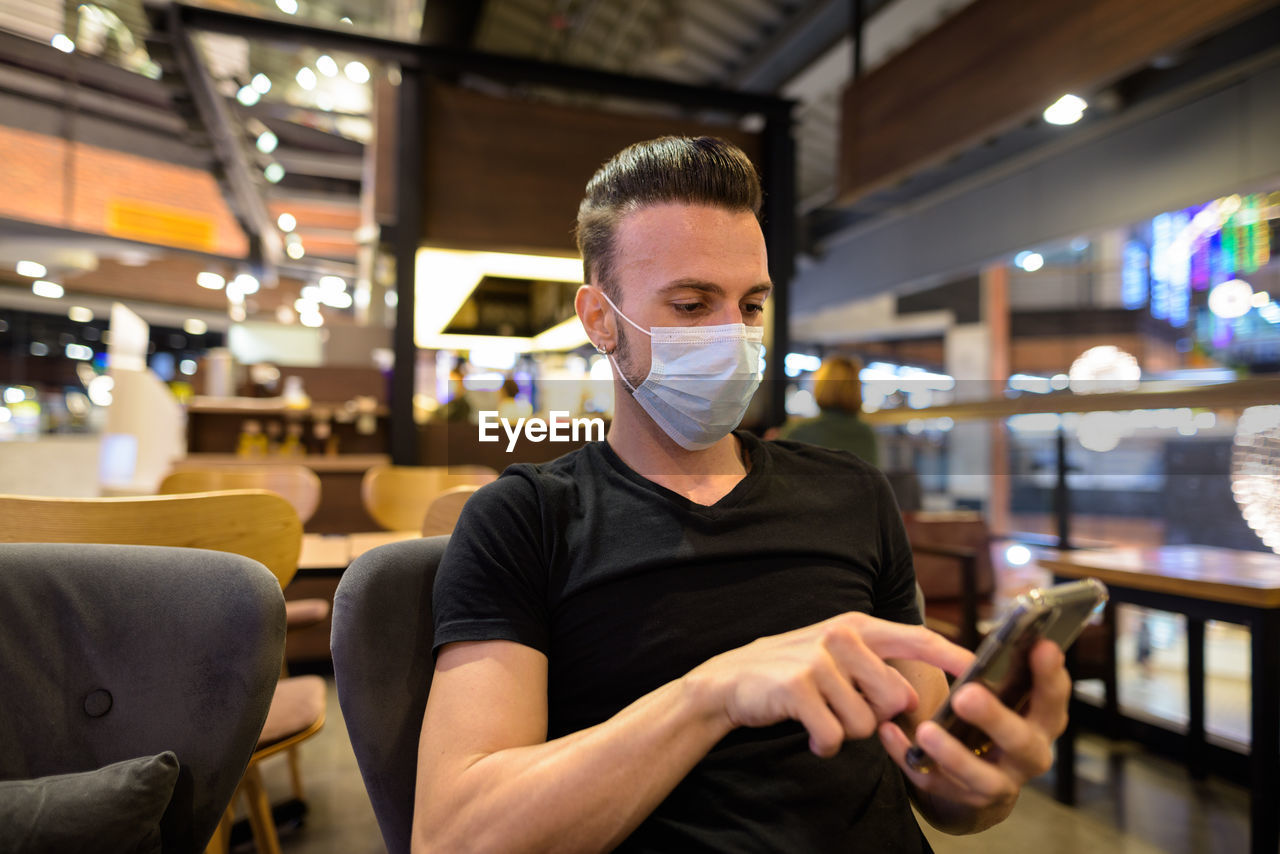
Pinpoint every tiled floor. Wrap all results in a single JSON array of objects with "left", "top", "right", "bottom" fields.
[{"left": 248, "top": 678, "right": 1256, "bottom": 854}]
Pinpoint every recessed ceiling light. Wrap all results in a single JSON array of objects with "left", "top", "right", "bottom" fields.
[
  {"left": 1044, "top": 93, "right": 1087, "bottom": 125},
  {"left": 32, "top": 280, "right": 64, "bottom": 299},
  {"left": 196, "top": 272, "right": 225, "bottom": 290},
  {"left": 16, "top": 260, "right": 46, "bottom": 278},
  {"left": 277, "top": 212, "right": 297, "bottom": 232},
  {"left": 251, "top": 73, "right": 272, "bottom": 94},
  {"left": 344, "top": 61, "right": 371, "bottom": 84},
  {"left": 67, "top": 306, "right": 94, "bottom": 323}
]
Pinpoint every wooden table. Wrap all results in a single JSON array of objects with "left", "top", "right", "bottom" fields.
[
  {"left": 298, "top": 530, "right": 420, "bottom": 574},
  {"left": 1040, "top": 545, "right": 1280, "bottom": 854}
]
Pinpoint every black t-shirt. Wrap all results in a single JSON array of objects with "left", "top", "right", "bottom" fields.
[{"left": 433, "top": 431, "right": 933, "bottom": 853}]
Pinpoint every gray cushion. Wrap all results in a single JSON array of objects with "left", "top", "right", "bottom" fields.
[
  {"left": 0, "top": 544, "right": 285, "bottom": 854},
  {"left": 332, "top": 536, "right": 448, "bottom": 854},
  {"left": 0, "top": 751, "right": 179, "bottom": 854}
]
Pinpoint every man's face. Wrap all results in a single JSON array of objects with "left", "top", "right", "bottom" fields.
[{"left": 609, "top": 203, "right": 771, "bottom": 386}]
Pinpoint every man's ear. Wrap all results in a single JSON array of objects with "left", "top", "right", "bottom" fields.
[{"left": 575, "top": 284, "right": 615, "bottom": 353}]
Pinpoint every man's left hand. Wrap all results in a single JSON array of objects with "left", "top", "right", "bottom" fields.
[{"left": 877, "top": 639, "right": 1071, "bottom": 813}]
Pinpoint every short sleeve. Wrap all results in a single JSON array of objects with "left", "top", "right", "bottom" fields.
[
  {"left": 872, "top": 471, "right": 923, "bottom": 626},
  {"left": 432, "top": 469, "right": 551, "bottom": 655}
]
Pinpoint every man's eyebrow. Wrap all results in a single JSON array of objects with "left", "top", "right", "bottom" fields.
[{"left": 658, "top": 279, "right": 774, "bottom": 297}]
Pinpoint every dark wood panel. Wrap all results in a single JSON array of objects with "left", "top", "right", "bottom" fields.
[
  {"left": 838, "top": 0, "right": 1279, "bottom": 204},
  {"left": 422, "top": 82, "right": 763, "bottom": 254}
]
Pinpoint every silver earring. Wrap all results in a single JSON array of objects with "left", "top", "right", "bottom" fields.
[{"left": 594, "top": 343, "right": 610, "bottom": 355}]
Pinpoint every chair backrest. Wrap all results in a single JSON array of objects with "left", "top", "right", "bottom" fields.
[
  {"left": 420, "top": 485, "right": 482, "bottom": 536},
  {"left": 0, "top": 542, "right": 284, "bottom": 853},
  {"left": 361, "top": 465, "right": 497, "bottom": 531},
  {"left": 159, "top": 464, "right": 322, "bottom": 524},
  {"left": 332, "top": 536, "right": 449, "bottom": 854},
  {"left": 0, "top": 490, "right": 303, "bottom": 589},
  {"left": 902, "top": 510, "right": 996, "bottom": 601}
]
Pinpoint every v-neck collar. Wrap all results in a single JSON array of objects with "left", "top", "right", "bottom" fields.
[{"left": 595, "top": 431, "right": 769, "bottom": 516}]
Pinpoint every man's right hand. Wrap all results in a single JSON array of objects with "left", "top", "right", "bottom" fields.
[{"left": 684, "top": 613, "right": 975, "bottom": 757}]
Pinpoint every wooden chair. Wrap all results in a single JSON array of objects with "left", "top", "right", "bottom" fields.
[
  {"left": 420, "top": 485, "right": 483, "bottom": 536},
  {"left": 361, "top": 464, "right": 497, "bottom": 532},
  {"left": 159, "top": 464, "right": 330, "bottom": 644},
  {"left": 160, "top": 464, "right": 322, "bottom": 525},
  {"left": 903, "top": 511, "right": 998, "bottom": 650},
  {"left": 0, "top": 491, "right": 325, "bottom": 854}
]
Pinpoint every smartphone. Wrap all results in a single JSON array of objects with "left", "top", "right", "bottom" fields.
[{"left": 904, "top": 578, "right": 1108, "bottom": 773}]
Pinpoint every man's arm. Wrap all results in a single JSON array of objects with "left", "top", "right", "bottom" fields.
[
  {"left": 413, "top": 614, "right": 975, "bottom": 854},
  {"left": 885, "top": 640, "right": 1072, "bottom": 835}
]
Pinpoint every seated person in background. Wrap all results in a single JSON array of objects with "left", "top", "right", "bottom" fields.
[
  {"left": 776, "top": 355, "right": 880, "bottom": 466},
  {"left": 415, "top": 136, "right": 1070, "bottom": 853}
]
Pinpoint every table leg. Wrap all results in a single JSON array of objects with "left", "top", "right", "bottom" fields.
[
  {"left": 1186, "top": 616, "right": 1207, "bottom": 780},
  {"left": 1055, "top": 643, "right": 1078, "bottom": 806},
  {"left": 1103, "top": 602, "right": 1119, "bottom": 737},
  {"left": 1250, "top": 610, "right": 1279, "bottom": 854}
]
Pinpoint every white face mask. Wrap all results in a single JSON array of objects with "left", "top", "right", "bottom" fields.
[{"left": 598, "top": 290, "right": 765, "bottom": 451}]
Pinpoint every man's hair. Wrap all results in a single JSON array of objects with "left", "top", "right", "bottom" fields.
[
  {"left": 812, "top": 356, "right": 865, "bottom": 415},
  {"left": 575, "top": 136, "right": 762, "bottom": 300}
]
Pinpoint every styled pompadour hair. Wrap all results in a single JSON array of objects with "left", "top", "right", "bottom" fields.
[{"left": 574, "top": 136, "right": 762, "bottom": 299}]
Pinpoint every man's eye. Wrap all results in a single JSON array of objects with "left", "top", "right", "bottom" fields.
[
  {"left": 742, "top": 303, "right": 765, "bottom": 315},
  {"left": 673, "top": 302, "right": 704, "bottom": 313}
]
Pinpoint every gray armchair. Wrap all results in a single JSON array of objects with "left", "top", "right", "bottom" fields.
[
  {"left": 0, "top": 543, "right": 285, "bottom": 853},
  {"left": 331, "top": 535, "right": 448, "bottom": 854}
]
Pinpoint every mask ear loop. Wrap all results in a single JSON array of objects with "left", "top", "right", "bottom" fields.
[{"left": 592, "top": 288, "right": 651, "bottom": 394}]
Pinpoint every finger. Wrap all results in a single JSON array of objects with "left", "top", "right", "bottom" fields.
[
  {"left": 915, "top": 720, "right": 1019, "bottom": 805},
  {"left": 851, "top": 617, "right": 975, "bottom": 677},
  {"left": 1023, "top": 640, "right": 1072, "bottom": 738},
  {"left": 822, "top": 627, "right": 919, "bottom": 720},
  {"left": 950, "top": 683, "right": 1052, "bottom": 780},
  {"left": 788, "top": 682, "right": 849, "bottom": 758},
  {"left": 811, "top": 662, "right": 879, "bottom": 740},
  {"left": 878, "top": 721, "right": 982, "bottom": 806}
]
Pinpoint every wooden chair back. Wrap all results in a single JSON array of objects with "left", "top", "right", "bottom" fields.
[
  {"left": 420, "top": 485, "right": 482, "bottom": 536},
  {"left": 361, "top": 465, "right": 497, "bottom": 532},
  {"left": 160, "top": 464, "right": 322, "bottom": 524},
  {"left": 0, "top": 490, "right": 303, "bottom": 588},
  {"left": 902, "top": 511, "right": 996, "bottom": 600}
]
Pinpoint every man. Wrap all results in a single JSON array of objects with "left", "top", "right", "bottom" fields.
[{"left": 415, "top": 137, "right": 1070, "bottom": 853}]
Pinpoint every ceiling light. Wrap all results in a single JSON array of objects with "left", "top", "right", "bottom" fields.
[
  {"left": 229, "top": 304, "right": 247, "bottom": 322},
  {"left": 264, "top": 162, "right": 286, "bottom": 183},
  {"left": 1014, "top": 251, "right": 1044, "bottom": 272},
  {"left": 233, "top": 273, "right": 260, "bottom": 295},
  {"left": 32, "top": 280, "right": 63, "bottom": 299},
  {"left": 183, "top": 318, "right": 208, "bottom": 335},
  {"left": 251, "top": 73, "right": 272, "bottom": 94},
  {"left": 1068, "top": 345, "right": 1141, "bottom": 393},
  {"left": 51, "top": 34, "right": 75, "bottom": 53},
  {"left": 301, "top": 285, "right": 322, "bottom": 302},
  {"left": 339, "top": 16, "right": 353, "bottom": 24},
  {"left": 67, "top": 306, "right": 94, "bottom": 323},
  {"left": 256, "top": 130, "right": 278, "bottom": 153},
  {"left": 276, "top": 0, "right": 298, "bottom": 13},
  {"left": 319, "top": 275, "right": 346, "bottom": 292},
  {"left": 1251, "top": 291, "right": 1271, "bottom": 308},
  {"left": 275, "top": 305, "right": 296, "bottom": 324},
  {"left": 285, "top": 242, "right": 305, "bottom": 260},
  {"left": 323, "top": 291, "right": 353, "bottom": 309},
  {"left": 296, "top": 67, "right": 317, "bottom": 91},
  {"left": 236, "top": 85, "right": 260, "bottom": 107},
  {"left": 65, "top": 343, "right": 93, "bottom": 361},
  {"left": 1044, "top": 93, "right": 1087, "bottom": 125},
  {"left": 299, "top": 311, "right": 324, "bottom": 328},
  {"left": 316, "top": 55, "right": 338, "bottom": 77},
  {"left": 529, "top": 316, "right": 591, "bottom": 352},
  {"left": 15, "top": 260, "right": 46, "bottom": 278},
  {"left": 277, "top": 212, "right": 297, "bottom": 232},
  {"left": 1209, "top": 279, "right": 1253, "bottom": 319},
  {"left": 344, "top": 60, "right": 371, "bottom": 84},
  {"left": 196, "top": 272, "right": 225, "bottom": 290},
  {"left": 179, "top": 359, "right": 198, "bottom": 376},
  {"left": 414, "top": 248, "right": 584, "bottom": 345}
]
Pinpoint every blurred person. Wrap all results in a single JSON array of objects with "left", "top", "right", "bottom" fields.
[
  {"left": 497, "top": 376, "right": 532, "bottom": 422},
  {"left": 776, "top": 355, "right": 880, "bottom": 466},
  {"left": 416, "top": 137, "right": 1070, "bottom": 853},
  {"left": 433, "top": 367, "right": 473, "bottom": 423}
]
